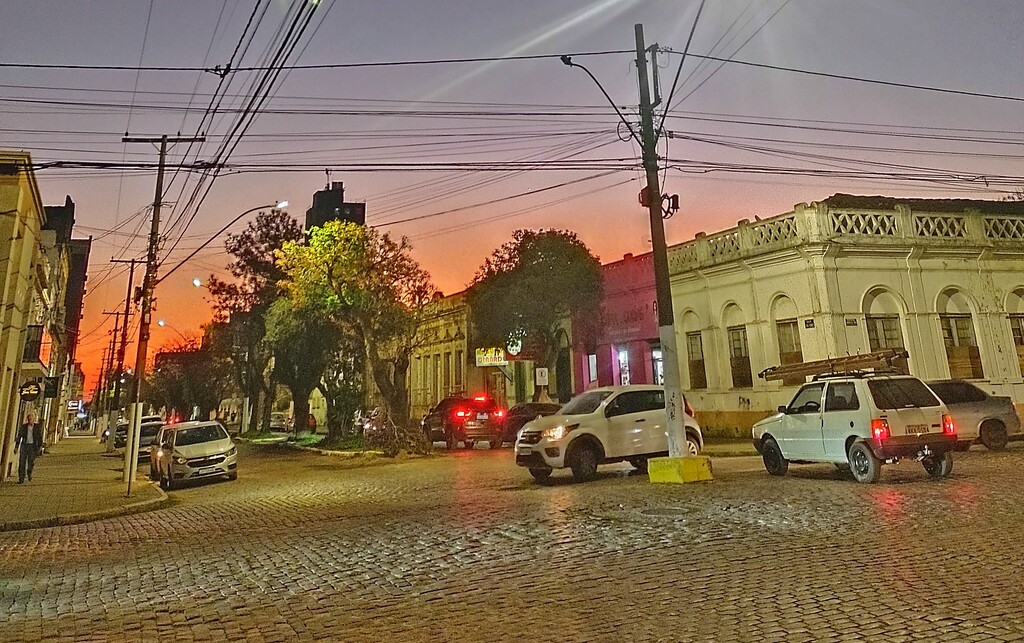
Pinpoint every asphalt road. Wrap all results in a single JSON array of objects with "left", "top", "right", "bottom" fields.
[{"left": 2, "top": 442, "right": 1024, "bottom": 642}]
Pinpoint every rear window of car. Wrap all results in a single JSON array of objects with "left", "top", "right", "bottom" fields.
[
  {"left": 927, "top": 381, "right": 987, "bottom": 404},
  {"left": 868, "top": 378, "right": 941, "bottom": 410},
  {"left": 468, "top": 397, "right": 499, "bottom": 411},
  {"left": 174, "top": 424, "right": 229, "bottom": 446}
]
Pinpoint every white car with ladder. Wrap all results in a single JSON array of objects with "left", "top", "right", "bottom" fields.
[{"left": 752, "top": 350, "right": 958, "bottom": 483}]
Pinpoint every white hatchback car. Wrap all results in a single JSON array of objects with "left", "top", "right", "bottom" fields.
[
  {"left": 153, "top": 421, "right": 237, "bottom": 490},
  {"left": 514, "top": 385, "right": 703, "bottom": 483},
  {"left": 752, "top": 374, "right": 957, "bottom": 483}
]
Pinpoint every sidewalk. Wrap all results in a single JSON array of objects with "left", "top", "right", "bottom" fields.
[
  {"left": 703, "top": 437, "right": 758, "bottom": 457},
  {"left": 0, "top": 436, "right": 167, "bottom": 532}
]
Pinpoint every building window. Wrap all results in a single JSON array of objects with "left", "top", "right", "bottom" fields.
[
  {"left": 651, "top": 347, "right": 664, "bottom": 385},
  {"left": 866, "top": 314, "right": 909, "bottom": 374},
  {"left": 775, "top": 319, "right": 804, "bottom": 386},
  {"left": 587, "top": 353, "right": 598, "bottom": 383},
  {"left": 940, "top": 314, "right": 984, "bottom": 379},
  {"left": 686, "top": 331, "right": 707, "bottom": 390},
  {"left": 728, "top": 325, "right": 753, "bottom": 388},
  {"left": 454, "top": 350, "right": 464, "bottom": 390},
  {"left": 1009, "top": 315, "right": 1024, "bottom": 376},
  {"left": 617, "top": 348, "right": 630, "bottom": 386},
  {"left": 443, "top": 352, "right": 452, "bottom": 394}
]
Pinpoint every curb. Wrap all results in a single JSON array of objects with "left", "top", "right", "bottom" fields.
[{"left": 0, "top": 480, "right": 170, "bottom": 533}]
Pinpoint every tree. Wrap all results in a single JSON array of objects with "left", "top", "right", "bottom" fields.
[
  {"left": 468, "top": 229, "right": 602, "bottom": 398},
  {"left": 207, "top": 210, "right": 303, "bottom": 432},
  {"left": 264, "top": 297, "right": 340, "bottom": 437},
  {"left": 149, "top": 335, "right": 229, "bottom": 420},
  {"left": 277, "top": 221, "right": 435, "bottom": 437},
  {"left": 317, "top": 330, "right": 365, "bottom": 445}
]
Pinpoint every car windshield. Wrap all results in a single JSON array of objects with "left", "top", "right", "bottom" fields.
[
  {"left": 174, "top": 424, "right": 228, "bottom": 446},
  {"left": 868, "top": 378, "right": 941, "bottom": 410},
  {"left": 559, "top": 391, "right": 613, "bottom": 416},
  {"left": 140, "top": 424, "right": 162, "bottom": 438}
]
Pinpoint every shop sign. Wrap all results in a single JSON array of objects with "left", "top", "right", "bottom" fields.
[
  {"left": 19, "top": 381, "right": 41, "bottom": 401},
  {"left": 475, "top": 347, "right": 508, "bottom": 367}
]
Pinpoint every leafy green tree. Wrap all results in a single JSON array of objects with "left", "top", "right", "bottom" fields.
[
  {"left": 207, "top": 210, "right": 302, "bottom": 432},
  {"left": 317, "top": 330, "right": 365, "bottom": 445},
  {"left": 469, "top": 229, "right": 602, "bottom": 397},
  {"left": 149, "top": 335, "right": 229, "bottom": 420},
  {"left": 264, "top": 297, "right": 341, "bottom": 436},
  {"left": 276, "top": 221, "right": 435, "bottom": 434}
]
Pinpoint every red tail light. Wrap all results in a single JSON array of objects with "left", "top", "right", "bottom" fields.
[
  {"left": 684, "top": 398, "right": 695, "bottom": 418},
  {"left": 871, "top": 418, "right": 891, "bottom": 441},
  {"left": 473, "top": 394, "right": 487, "bottom": 402},
  {"left": 942, "top": 413, "right": 956, "bottom": 436},
  {"left": 494, "top": 409, "right": 505, "bottom": 418},
  {"left": 454, "top": 408, "right": 469, "bottom": 419}
]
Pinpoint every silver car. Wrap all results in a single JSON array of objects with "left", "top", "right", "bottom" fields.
[
  {"left": 154, "top": 421, "right": 238, "bottom": 489},
  {"left": 927, "top": 380, "right": 1021, "bottom": 451}
]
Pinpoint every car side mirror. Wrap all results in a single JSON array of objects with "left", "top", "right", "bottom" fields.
[{"left": 777, "top": 405, "right": 788, "bottom": 414}]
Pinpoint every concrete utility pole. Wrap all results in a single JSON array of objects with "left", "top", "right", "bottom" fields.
[
  {"left": 101, "top": 311, "right": 122, "bottom": 451},
  {"left": 121, "top": 134, "right": 205, "bottom": 494},
  {"left": 633, "top": 24, "right": 712, "bottom": 482}
]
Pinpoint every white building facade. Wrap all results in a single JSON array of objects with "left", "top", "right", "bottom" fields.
[{"left": 669, "top": 194, "right": 1024, "bottom": 436}]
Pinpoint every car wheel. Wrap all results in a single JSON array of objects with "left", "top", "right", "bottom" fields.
[
  {"left": 686, "top": 435, "right": 701, "bottom": 456},
  {"left": 445, "top": 434, "right": 457, "bottom": 450},
  {"left": 464, "top": 440, "right": 476, "bottom": 450},
  {"left": 979, "top": 420, "right": 1008, "bottom": 451},
  {"left": 923, "top": 452, "right": 953, "bottom": 478},
  {"left": 227, "top": 471, "right": 238, "bottom": 481},
  {"left": 568, "top": 443, "right": 599, "bottom": 482},
  {"left": 489, "top": 437, "right": 503, "bottom": 449},
  {"left": 848, "top": 441, "right": 881, "bottom": 484},
  {"left": 629, "top": 457, "right": 649, "bottom": 473},
  {"left": 761, "top": 437, "right": 789, "bottom": 476},
  {"left": 528, "top": 467, "right": 552, "bottom": 482}
]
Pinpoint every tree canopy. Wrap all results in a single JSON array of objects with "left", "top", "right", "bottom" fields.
[
  {"left": 276, "top": 221, "right": 435, "bottom": 431},
  {"left": 469, "top": 229, "right": 602, "bottom": 367}
]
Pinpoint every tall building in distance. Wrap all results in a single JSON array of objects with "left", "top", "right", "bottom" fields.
[{"left": 304, "top": 181, "right": 365, "bottom": 230}]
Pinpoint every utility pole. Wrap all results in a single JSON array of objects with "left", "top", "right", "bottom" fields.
[
  {"left": 109, "top": 258, "right": 141, "bottom": 419},
  {"left": 634, "top": 24, "right": 710, "bottom": 481},
  {"left": 122, "top": 134, "right": 205, "bottom": 493},
  {"left": 101, "top": 311, "right": 123, "bottom": 451}
]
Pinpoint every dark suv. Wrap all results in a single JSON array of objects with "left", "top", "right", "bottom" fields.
[
  {"left": 421, "top": 395, "right": 506, "bottom": 450},
  {"left": 502, "top": 402, "right": 561, "bottom": 444}
]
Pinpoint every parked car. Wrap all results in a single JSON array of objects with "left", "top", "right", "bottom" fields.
[
  {"left": 113, "top": 415, "right": 164, "bottom": 449},
  {"left": 421, "top": 394, "right": 506, "bottom": 449},
  {"left": 135, "top": 420, "right": 165, "bottom": 460},
  {"left": 926, "top": 379, "right": 1021, "bottom": 451},
  {"left": 515, "top": 385, "right": 703, "bottom": 483},
  {"left": 501, "top": 402, "right": 562, "bottom": 444},
  {"left": 752, "top": 374, "right": 957, "bottom": 483},
  {"left": 151, "top": 420, "right": 237, "bottom": 490},
  {"left": 269, "top": 412, "right": 289, "bottom": 432}
]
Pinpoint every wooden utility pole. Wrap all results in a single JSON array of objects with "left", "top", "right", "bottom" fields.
[
  {"left": 109, "top": 258, "right": 141, "bottom": 416},
  {"left": 121, "top": 134, "right": 205, "bottom": 493}
]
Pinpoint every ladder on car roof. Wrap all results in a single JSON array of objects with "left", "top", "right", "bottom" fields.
[{"left": 758, "top": 348, "right": 909, "bottom": 383}]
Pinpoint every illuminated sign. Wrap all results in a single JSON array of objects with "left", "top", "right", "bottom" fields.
[{"left": 475, "top": 348, "right": 508, "bottom": 367}]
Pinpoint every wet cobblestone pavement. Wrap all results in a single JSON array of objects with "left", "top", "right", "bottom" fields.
[{"left": 2, "top": 442, "right": 1024, "bottom": 641}]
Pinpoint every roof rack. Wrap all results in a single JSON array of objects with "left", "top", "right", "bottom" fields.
[{"left": 758, "top": 349, "right": 909, "bottom": 383}]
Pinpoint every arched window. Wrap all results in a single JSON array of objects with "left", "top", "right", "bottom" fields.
[
  {"left": 681, "top": 311, "right": 706, "bottom": 389},
  {"left": 723, "top": 304, "right": 752, "bottom": 388},
  {"left": 1007, "top": 288, "right": 1024, "bottom": 376},
  {"left": 771, "top": 295, "right": 803, "bottom": 385},
  {"left": 862, "top": 288, "right": 909, "bottom": 374},
  {"left": 937, "top": 288, "right": 983, "bottom": 379}
]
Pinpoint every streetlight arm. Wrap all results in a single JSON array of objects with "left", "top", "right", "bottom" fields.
[
  {"left": 560, "top": 55, "right": 643, "bottom": 147},
  {"left": 156, "top": 202, "right": 283, "bottom": 285}
]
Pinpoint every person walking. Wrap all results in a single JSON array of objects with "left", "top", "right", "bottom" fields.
[{"left": 15, "top": 412, "right": 43, "bottom": 484}]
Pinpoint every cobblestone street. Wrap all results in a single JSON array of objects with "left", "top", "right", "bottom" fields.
[{"left": 2, "top": 442, "right": 1024, "bottom": 642}]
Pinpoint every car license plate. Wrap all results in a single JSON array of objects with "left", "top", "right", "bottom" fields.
[
  {"left": 907, "top": 424, "right": 928, "bottom": 435},
  {"left": 477, "top": 413, "right": 489, "bottom": 420},
  {"left": 199, "top": 467, "right": 216, "bottom": 475},
  {"left": 517, "top": 446, "right": 531, "bottom": 455}
]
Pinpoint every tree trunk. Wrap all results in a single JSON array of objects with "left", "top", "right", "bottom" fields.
[{"left": 291, "top": 384, "right": 312, "bottom": 436}]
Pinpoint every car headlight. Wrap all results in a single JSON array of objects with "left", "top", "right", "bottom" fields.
[
  {"left": 226, "top": 446, "right": 237, "bottom": 457},
  {"left": 174, "top": 456, "right": 188, "bottom": 465},
  {"left": 542, "top": 424, "right": 579, "bottom": 441}
]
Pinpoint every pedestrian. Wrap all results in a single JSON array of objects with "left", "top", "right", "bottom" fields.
[{"left": 15, "top": 412, "right": 43, "bottom": 484}]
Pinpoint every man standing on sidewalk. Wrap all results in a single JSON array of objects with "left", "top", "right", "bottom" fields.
[{"left": 15, "top": 413, "right": 43, "bottom": 483}]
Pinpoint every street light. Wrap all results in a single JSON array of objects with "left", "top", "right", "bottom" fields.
[
  {"left": 192, "top": 277, "right": 203, "bottom": 288},
  {"left": 157, "top": 200, "right": 289, "bottom": 284},
  {"left": 157, "top": 319, "right": 190, "bottom": 342}
]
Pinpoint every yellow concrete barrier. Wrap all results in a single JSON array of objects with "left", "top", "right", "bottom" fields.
[{"left": 648, "top": 455, "right": 714, "bottom": 484}]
